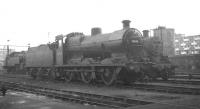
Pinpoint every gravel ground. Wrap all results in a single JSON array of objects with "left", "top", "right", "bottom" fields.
[
  {"left": 0, "top": 91, "right": 109, "bottom": 109},
  {"left": 0, "top": 73, "right": 200, "bottom": 109}
]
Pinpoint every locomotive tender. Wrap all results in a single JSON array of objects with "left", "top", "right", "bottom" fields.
[{"left": 4, "top": 20, "right": 174, "bottom": 85}]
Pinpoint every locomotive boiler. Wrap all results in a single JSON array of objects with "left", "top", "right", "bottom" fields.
[
  {"left": 4, "top": 20, "right": 174, "bottom": 85},
  {"left": 64, "top": 20, "right": 145, "bottom": 65},
  {"left": 65, "top": 21, "right": 143, "bottom": 58}
]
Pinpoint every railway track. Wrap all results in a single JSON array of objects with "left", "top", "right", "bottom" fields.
[
  {"left": 126, "top": 83, "right": 200, "bottom": 95},
  {"left": 0, "top": 81, "right": 152, "bottom": 108},
  {"left": 153, "top": 79, "right": 200, "bottom": 85},
  {"left": 1, "top": 74, "right": 200, "bottom": 95}
]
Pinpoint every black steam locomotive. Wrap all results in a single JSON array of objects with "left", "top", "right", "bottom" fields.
[{"left": 4, "top": 20, "right": 174, "bottom": 85}]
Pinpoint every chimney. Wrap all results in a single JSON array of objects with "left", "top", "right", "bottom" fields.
[
  {"left": 91, "top": 27, "right": 102, "bottom": 36},
  {"left": 158, "top": 26, "right": 166, "bottom": 30},
  {"left": 142, "top": 30, "right": 149, "bottom": 37},
  {"left": 122, "top": 20, "right": 131, "bottom": 29}
]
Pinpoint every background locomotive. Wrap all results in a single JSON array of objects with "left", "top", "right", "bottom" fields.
[
  {"left": 3, "top": 51, "right": 25, "bottom": 73},
  {"left": 4, "top": 20, "right": 174, "bottom": 85}
]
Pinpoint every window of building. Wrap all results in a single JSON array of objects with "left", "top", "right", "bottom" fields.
[
  {"left": 180, "top": 43, "right": 186, "bottom": 46},
  {"left": 175, "top": 40, "right": 179, "bottom": 42},
  {"left": 181, "top": 51, "right": 186, "bottom": 54},
  {"left": 194, "top": 51, "right": 199, "bottom": 54},
  {"left": 184, "top": 47, "right": 189, "bottom": 50},
  {"left": 183, "top": 38, "right": 189, "bottom": 41},
  {"left": 195, "top": 45, "right": 200, "bottom": 49},
  {"left": 191, "top": 41, "right": 197, "bottom": 45},
  {"left": 175, "top": 51, "right": 180, "bottom": 55},
  {"left": 194, "top": 37, "right": 200, "bottom": 40},
  {"left": 175, "top": 48, "right": 179, "bottom": 51}
]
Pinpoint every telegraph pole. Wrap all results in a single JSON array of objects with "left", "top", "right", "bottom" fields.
[
  {"left": 4, "top": 40, "right": 10, "bottom": 67},
  {"left": 7, "top": 40, "right": 10, "bottom": 56},
  {"left": 28, "top": 43, "right": 30, "bottom": 49},
  {"left": 48, "top": 32, "right": 50, "bottom": 43}
]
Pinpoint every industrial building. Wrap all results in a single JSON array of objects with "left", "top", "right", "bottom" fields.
[{"left": 153, "top": 26, "right": 175, "bottom": 57}]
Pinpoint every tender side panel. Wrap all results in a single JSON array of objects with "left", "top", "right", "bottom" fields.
[{"left": 25, "top": 45, "right": 53, "bottom": 67}]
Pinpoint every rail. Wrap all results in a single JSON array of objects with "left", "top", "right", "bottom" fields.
[
  {"left": 1, "top": 74, "right": 200, "bottom": 95},
  {"left": 0, "top": 81, "right": 152, "bottom": 108}
]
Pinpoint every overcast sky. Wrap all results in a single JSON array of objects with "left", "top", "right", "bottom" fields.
[{"left": 0, "top": 0, "right": 200, "bottom": 51}]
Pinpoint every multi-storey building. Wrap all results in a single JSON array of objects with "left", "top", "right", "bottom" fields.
[
  {"left": 174, "top": 34, "right": 200, "bottom": 55},
  {"left": 153, "top": 26, "right": 175, "bottom": 57},
  {"left": 172, "top": 34, "right": 200, "bottom": 74}
]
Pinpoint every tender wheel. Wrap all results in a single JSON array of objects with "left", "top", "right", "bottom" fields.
[
  {"left": 143, "top": 74, "right": 151, "bottom": 83},
  {"left": 101, "top": 68, "right": 117, "bottom": 86},
  {"left": 139, "top": 71, "right": 150, "bottom": 82},
  {"left": 81, "top": 72, "right": 94, "bottom": 84},
  {"left": 64, "top": 72, "right": 73, "bottom": 82}
]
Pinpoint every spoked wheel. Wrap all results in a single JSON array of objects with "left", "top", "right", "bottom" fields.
[
  {"left": 64, "top": 72, "right": 73, "bottom": 82},
  {"left": 48, "top": 69, "right": 56, "bottom": 80},
  {"left": 50, "top": 69, "right": 57, "bottom": 80},
  {"left": 101, "top": 68, "right": 118, "bottom": 86},
  {"left": 81, "top": 72, "right": 94, "bottom": 84},
  {"left": 161, "top": 70, "right": 169, "bottom": 81},
  {"left": 30, "top": 69, "right": 37, "bottom": 79},
  {"left": 143, "top": 74, "right": 151, "bottom": 83}
]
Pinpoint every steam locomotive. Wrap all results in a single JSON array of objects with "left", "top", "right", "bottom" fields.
[{"left": 4, "top": 20, "right": 174, "bottom": 85}]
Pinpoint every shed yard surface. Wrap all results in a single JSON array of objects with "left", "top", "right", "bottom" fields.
[{"left": 0, "top": 74, "right": 200, "bottom": 109}]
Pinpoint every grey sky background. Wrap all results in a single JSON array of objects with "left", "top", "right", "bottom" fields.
[{"left": 0, "top": 0, "right": 199, "bottom": 51}]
